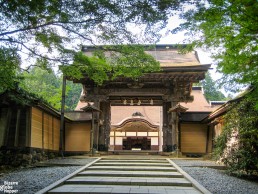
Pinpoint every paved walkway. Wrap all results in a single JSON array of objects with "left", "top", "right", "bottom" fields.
[{"left": 38, "top": 156, "right": 211, "bottom": 194}]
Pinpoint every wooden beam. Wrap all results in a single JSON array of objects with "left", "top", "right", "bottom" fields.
[
  {"left": 14, "top": 109, "right": 21, "bottom": 147},
  {"left": 4, "top": 108, "right": 12, "bottom": 146}
]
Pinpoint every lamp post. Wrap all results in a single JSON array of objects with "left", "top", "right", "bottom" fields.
[{"left": 81, "top": 103, "right": 101, "bottom": 156}]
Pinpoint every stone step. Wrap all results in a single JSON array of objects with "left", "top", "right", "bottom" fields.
[
  {"left": 113, "top": 151, "right": 158, "bottom": 155},
  {"left": 39, "top": 158, "right": 208, "bottom": 194},
  {"left": 48, "top": 184, "right": 202, "bottom": 194},
  {"left": 65, "top": 176, "right": 193, "bottom": 187},
  {"left": 87, "top": 166, "right": 177, "bottom": 171},
  {"left": 100, "top": 159, "right": 168, "bottom": 163},
  {"left": 92, "top": 162, "right": 171, "bottom": 166},
  {"left": 78, "top": 170, "right": 184, "bottom": 178}
]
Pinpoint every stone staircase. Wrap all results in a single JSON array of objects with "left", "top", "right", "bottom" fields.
[{"left": 47, "top": 158, "right": 205, "bottom": 193}]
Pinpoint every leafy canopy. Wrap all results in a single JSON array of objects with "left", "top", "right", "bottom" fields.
[
  {"left": 213, "top": 93, "right": 258, "bottom": 176},
  {"left": 20, "top": 67, "right": 81, "bottom": 110},
  {"left": 173, "top": 0, "right": 258, "bottom": 91},
  {"left": 0, "top": 48, "right": 21, "bottom": 92},
  {"left": 60, "top": 45, "right": 160, "bottom": 85},
  {"left": 0, "top": 0, "right": 187, "bottom": 89},
  {"left": 195, "top": 71, "right": 226, "bottom": 101}
]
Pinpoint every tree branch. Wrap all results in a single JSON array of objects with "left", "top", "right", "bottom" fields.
[
  {"left": 52, "top": 23, "right": 95, "bottom": 44},
  {"left": 0, "top": 18, "right": 103, "bottom": 37},
  {"left": 0, "top": 38, "right": 71, "bottom": 64}
]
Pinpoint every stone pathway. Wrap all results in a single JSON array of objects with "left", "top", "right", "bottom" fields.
[{"left": 38, "top": 158, "right": 210, "bottom": 194}]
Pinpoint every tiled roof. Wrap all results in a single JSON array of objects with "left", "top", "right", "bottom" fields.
[
  {"left": 180, "top": 87, "right": 217, "bottom": 112},
  {"left": 82, "top": 44, "right": 207, "bottom": 68},
  {"left": 145, "top": 50, "right": 200, "bottom": 67}
]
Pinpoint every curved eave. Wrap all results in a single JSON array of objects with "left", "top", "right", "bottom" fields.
[
  {"left": 112, "top": 117, "right": 159, "bottom": 130},
  {"left": 161, "top": 64, "right": 211, "bottom": 72}
]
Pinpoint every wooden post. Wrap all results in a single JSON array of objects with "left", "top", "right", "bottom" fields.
[
  {"left": 91, "top": 110, "right": 94, "bottom": 156},
  {"left": 162, "top": 102, "right": 167, "bottom": 151},
  {"left": 105, "top": 102, "right": 111, "bottom": 151},
  {"left": 168, "top": 103, "right": 188, "bottom": 157},
  {"left": 114, "top": 131, "right": 116, "bottom": 150},
  {"left": 14, "top": 109, "right": 21, "bottom": 147},
  {"left": 176, "top": 111, "right": 179, "bottom": 157},
  {"left": 171, "top": 101, "right": 177, "bottom": 151},
  {"left": 99, "top": 101, "right": 105, "bottom": 150},
  {"left": 59, "top": 75, "right": 66, "bottom": 158},
  {"left": 4, "top": 108, "right": 12, "bottom": 146},
  {"left": 99, "top": 101, "right": 111, "bottom": 151},
  {"left": 93, "top": 100, "right": 100, "bottom": 151}
]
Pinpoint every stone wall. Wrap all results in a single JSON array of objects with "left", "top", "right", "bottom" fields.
[{"left": 0, "top": 147, "right": 59, "bottom": 167}]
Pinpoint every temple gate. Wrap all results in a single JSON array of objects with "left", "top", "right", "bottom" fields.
[{"left": 73, "top": 45, "right": 210, "bottom": 152}]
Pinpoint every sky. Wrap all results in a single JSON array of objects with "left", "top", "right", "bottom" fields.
[
  {"left": 157, "top": 16, "right": 223, "bottom": 81},
  {"left": 155, "top": 15, "right": 236, "bottom": 97},
  {"left": 18, "top": 8, "right": 229, "bottom": 96}
]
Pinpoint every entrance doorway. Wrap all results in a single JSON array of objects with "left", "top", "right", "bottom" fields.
[
  {"left": 110, "top": 107, "right": 163, "bottom": 152},
  {"left": 123, "top": 137, "right": 151, "bottom": 150}
]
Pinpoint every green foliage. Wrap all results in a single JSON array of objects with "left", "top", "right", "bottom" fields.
[
  {"left": 61, "top": 45, "right": 160, "bottom": 85},
  {"left": 20, "top": 67, "right": 81, "bottom": 110},
  {"left": 60, "top": 51, "right": 112, "bottom": 85},
  {"left": 66, "top": 81, "right": 82, "bottom": 111},
  {"left": 0, "top": 48, "right": 21, "bottom": 92},
  {"left": 20, "top": 67, "right": 61, "bottom": 109},
  {"left": 110, "top": 45, "right": 160, "bottom": 79},
  {"left": 0, "top": 0, "right": 186, "bottom": 90},
  {"left": 201, "top": 72, "right": 226, "bottom": 101},
  {"left": 173, "top": 0, "right": 258, "bottom": 93},
  {"left": 213, "top": 91, "right": 258, "bottom": 176}
]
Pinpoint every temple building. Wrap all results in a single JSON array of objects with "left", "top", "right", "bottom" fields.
[
  {"left": 73, "top": 44, "right": 215, "bottom": 154},
  {"left": 0, "top": 44, "right": 226, "bottom": 165}
]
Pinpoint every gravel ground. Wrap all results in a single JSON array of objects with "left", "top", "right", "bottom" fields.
[
  {"left": 0, "top": 158, "right": 95, "bottom": 194},
  {"left": 1, "top": 158, "right": 257, "bottom": 194},
  {"left": 172, "top": 159, "right": 224, "bottom": 167},
  {"left": 38, "top": 158, "right": 97, "bottom": 166},
  {"left": 173, "top": 159, "right": 258, "bottom": 194}
]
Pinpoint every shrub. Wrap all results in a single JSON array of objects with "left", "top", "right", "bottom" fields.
[{"left": 213, "top": 95, "right": 258, "bottom": 176}]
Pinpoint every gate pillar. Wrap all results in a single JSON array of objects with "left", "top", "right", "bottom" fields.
[
  {"left": 170, "top": 101, "right": 178, "bottom": 152},
  {"left": 99, "top": 101, "right": 111, "bottom": 151},
  {"left": 162, "top": 101, "right": 172, "bottom": 152}
]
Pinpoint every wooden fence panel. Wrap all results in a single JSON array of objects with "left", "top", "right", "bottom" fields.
[
  {"left": 31, "top": 107, "right": 43, "bottom": 148},
  {"left": 181, "top": 124, "right": 207, "bottom": 153}
]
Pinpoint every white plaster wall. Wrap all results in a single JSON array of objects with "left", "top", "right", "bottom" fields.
[
  {"left": 115, "top": 137, "right": 123, "bottom": 145},
  {"left": 126, "top": 132, "right": 136, "bottom": 136},
  {"left": 137, "top": 132, "right": 147, "bottom": 136},
  {"left": 148, "top": 132, "right": 159, "bottom": 136},
  {"left": 116, "top": 132, "right": 125, "bottom": 136},
  {"left": 151, "top": 137, "right": 159, "bottom": 145},
  {"left": 110, "top": 137, "right": 114, "bottom": 145}
]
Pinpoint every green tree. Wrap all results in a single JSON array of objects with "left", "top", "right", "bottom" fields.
[
  {"left": 201, "top": 72, "right": 226, "bottom": 101},
  {"left": 66, "top": 81, "right": 82, "bottom": 111},
  {"left": 20, "top": 67, "right": 81, "bottom": 110},
  {"left": 213, "top": 92, "right": 258, "bottom": 176},
  {"left": 0, "top": 48, "right": 21, "bottom": 92},
  {"left": 20, "top": 67, "right": 62, "bottom": 109},
  {"left": 0, "top": 0, "right": 187, "bottom": 90},
  {"left": 172, "top": 0, "right": 258, "bottom": 92}
]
